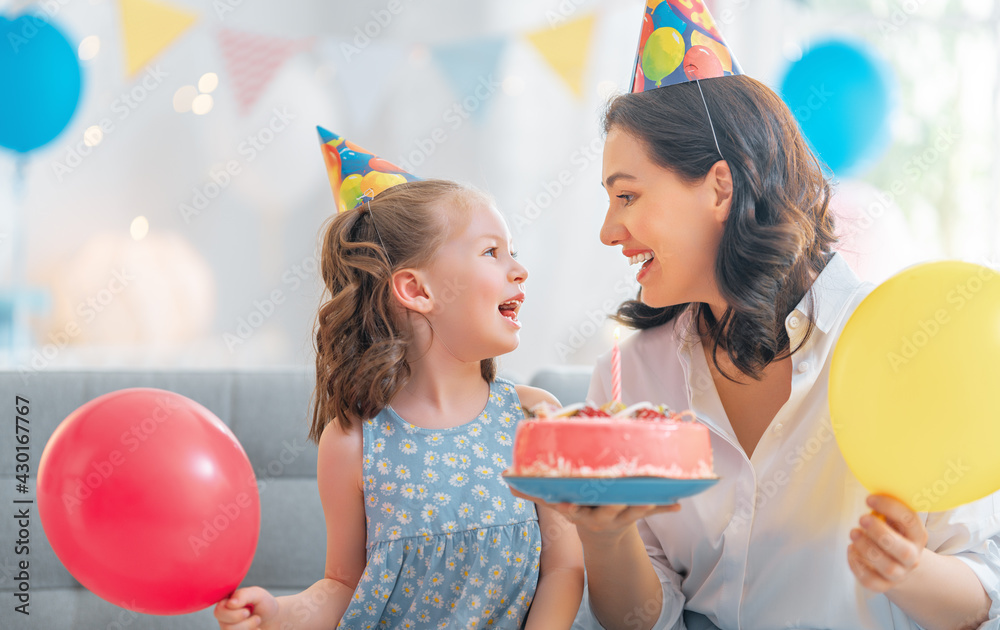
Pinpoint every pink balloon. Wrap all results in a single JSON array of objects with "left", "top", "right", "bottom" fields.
[
  {"left": 632, "top": 60, "right": 646, "bottom": 93},
  {"left": 38, "top": 389, "right": 260, "bottom": 615},
  {"left": 683, "top": 45, "right": 724, "bottom": 80}
]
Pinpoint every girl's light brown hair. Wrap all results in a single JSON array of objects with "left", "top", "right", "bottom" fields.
[{"left": 309, "top": 179, "right": 496, "bottom": 443}]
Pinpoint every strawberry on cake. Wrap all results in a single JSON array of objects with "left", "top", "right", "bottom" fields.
[{"left": 507, "top": 401, "right": 715, "bottom": 479}]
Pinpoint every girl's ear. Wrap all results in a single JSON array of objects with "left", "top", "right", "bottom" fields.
[
  {"left": 709, "top": 160, "right": 733, "bottom": 224},
  {"left": 392, "top": 268, "right": 434, "bottom": 314}
]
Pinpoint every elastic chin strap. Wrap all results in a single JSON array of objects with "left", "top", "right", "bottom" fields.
[{"left": 695, "top": 78, "right": 725, "bottom": 161}]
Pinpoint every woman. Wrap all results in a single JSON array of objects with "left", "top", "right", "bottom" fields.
[{"left": 519, "top": 73, "right": 1000, "bottom": 630}]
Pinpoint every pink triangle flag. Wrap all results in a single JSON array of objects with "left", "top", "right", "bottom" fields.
[{"left": 217, "top": 28, "right": 310, "bottom": 114}]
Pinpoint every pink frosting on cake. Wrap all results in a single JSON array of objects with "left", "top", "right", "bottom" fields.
[{"left": 509, "top": 403, "right": 715, "bottom": 479}]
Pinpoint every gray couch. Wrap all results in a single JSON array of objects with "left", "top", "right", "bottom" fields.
[{"left": 0, "top": 366, "right": 591, "bottom": 630}]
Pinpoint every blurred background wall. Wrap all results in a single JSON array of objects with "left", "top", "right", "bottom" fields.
[{"left": 1, "top": 0, "right": 997, "bottom": 382}]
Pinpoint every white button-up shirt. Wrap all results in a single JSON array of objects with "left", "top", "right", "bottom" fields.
[{"left": 573, "top": 253, "right": 1000, "bottom": 630}]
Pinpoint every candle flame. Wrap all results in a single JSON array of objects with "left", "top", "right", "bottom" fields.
[{"left": 614, "top": 326, "right": 621, "bottom": 341}]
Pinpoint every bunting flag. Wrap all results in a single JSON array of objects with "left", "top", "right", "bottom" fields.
[
  {"left": 217, "top": 29, "right": 310, "bottom": 115},
  {"left": 322, "top": 38, "right": 409, "bottom": 130},
  {"left": 430, "top": 37, "right": 507, "bottom": 122},
  {"left": 526, "top": 13, "right": 597, "bottom": 98},
  {"left": 119, "top": 0, "right": 198, "bottom": 76}
]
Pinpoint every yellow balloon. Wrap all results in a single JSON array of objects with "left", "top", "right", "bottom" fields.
[
  {"left": 339, "top": 173, "right": 364, "bottom": 213},
  {"left": 829, "top": 261, "right": 1000, "bottom": 511},
  {"left": 360, "top": 171, "right": 406, "bottom": 198}
]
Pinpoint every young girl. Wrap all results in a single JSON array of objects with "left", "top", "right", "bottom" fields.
[{"left": 214, "top": 179, "right": 584, "bottom": 629}]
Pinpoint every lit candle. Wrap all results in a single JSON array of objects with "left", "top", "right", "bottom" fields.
[{"left": 611, "top": 326, "right": 622, "bottom": 404}]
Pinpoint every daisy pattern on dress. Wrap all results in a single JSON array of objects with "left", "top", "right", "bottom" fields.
[
  {"left": 350, "top": 378, "right": 540, "bottom": 629},
  {"left": 472, "top": 484, "right": 490, "bottom": 501}
]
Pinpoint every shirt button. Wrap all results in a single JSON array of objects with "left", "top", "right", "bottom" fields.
[
  {"left": 797, "top": 362, "right": 810, "bottom": 374},
  {"left": 788, "top": 315, "right": 801, "bottom": 329},
  {"left": 773, "top": 422, "right": 783, "bottom": 433}
]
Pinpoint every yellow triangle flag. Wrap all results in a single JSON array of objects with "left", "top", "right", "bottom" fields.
[
  {"left": 526, "top": 13, "right": 596, "bottom": 99},
  {"left": 120, "top": 0, "right": 198, "bottom": 75}
]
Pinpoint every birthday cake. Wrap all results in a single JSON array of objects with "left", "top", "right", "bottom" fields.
[{"left": 508, "top": 402, "right": 715, "bottom": 479}]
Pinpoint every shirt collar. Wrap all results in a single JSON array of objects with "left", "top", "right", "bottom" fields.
[{"left": 788, "top": 251, "right": 868, "bottom": 335}]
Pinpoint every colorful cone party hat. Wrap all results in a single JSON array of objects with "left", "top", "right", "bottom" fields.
[
  {"left": 317, "top": 127, "right": 421, "bottom": 213},
  {"left": 630, "top": 0, "right": 743, "bottom": 93}
]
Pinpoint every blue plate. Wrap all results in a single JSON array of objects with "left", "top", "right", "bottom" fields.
[{"left": 503, "top": 475, "right": 719, "bottom": 505}]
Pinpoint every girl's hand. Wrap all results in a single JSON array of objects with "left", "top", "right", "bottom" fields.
[
  {"left": 508, "top": 486, "right": 680, "bottom": 539},
  {"left": 214, "top": 586, "right": 279, "bottom": 630},
  {"left": 847, "top": 494, "right": 929, "bottom": 593}
]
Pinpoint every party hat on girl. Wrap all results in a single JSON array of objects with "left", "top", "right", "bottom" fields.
[
  {"left": 630, "top": 0, "right": 743, "bottom": 93},
  {"left": 317, "top": 127, "right": 421, "bottom": 213}
]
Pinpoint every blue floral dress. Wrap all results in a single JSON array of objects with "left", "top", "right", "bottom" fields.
[{"left": 338, "top": 378, "right": 542, "bottom": 629}]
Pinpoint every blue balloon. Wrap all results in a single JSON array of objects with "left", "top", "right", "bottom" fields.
[
  {"left": 779, "top": 39, "right": 896, "bottom": 177},
  {"left": 651, "top": 3, "right": 687, "bottom": 33},
  {"left": 0, "top": 14, "right": 82, "bottom": 154}
]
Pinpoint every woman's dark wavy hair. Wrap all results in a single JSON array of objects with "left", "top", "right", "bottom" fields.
[
  {"left": 605, "top": 74, "right": 837, "bottom": 381},
  {"left": 309, "top": 180, "right": 496, "bottom": 443}
]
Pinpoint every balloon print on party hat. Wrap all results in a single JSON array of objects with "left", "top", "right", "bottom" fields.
[
  {"left": 317, "top": 126, "right": 421, "bottom": 213},
  {"left": 630, "top": 0, "right": 744, "bottom": 93}
]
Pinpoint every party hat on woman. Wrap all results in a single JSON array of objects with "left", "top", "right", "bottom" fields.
[
  {"left": 317, "top": 127, "right": 421, "bottom": 213},
  {"left": 630, "top": 0, "right": 744, "bottom": 93}
]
